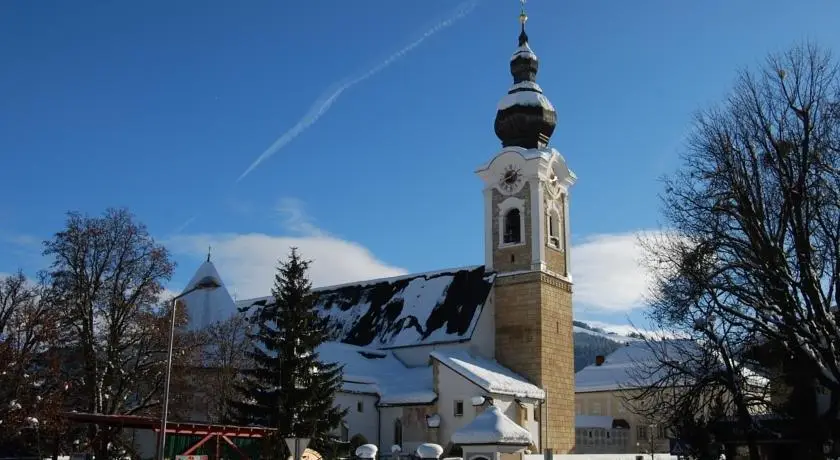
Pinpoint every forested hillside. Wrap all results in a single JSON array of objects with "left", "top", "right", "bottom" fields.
[{"left": 572, "top": 320, "right": 638, "bottom": 371}]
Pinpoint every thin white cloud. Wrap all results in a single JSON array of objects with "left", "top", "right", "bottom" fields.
[
  {"left": 571, "top": 231, "right": 665, "bottom": 313},
  {"left": 276, "top": 197, "right": 325, "bottom": 237},
  {"left": 167, "top": 198, "right": 406, "bottom": 300},
  {"left": 235, "top": 0, "right": 481, "bottom": 182}
]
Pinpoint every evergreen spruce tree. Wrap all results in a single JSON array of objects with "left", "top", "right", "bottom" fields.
[{"left": 231, "top": 248, "right": 346, "bottom": 455}]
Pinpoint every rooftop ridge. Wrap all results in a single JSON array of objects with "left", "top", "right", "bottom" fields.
[{"left": 237, "top": 264, "right": 490, "bottom": 304}]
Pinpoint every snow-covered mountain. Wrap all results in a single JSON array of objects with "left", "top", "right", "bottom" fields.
[{"left": 572, "top": 321, "right": 640, "bottom": 371}]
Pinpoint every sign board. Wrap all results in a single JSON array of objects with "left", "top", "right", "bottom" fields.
[
  {"left": 285, "top": 438, "right": 311, "bottom": 460},
  {"left": 176, "top": 456, "right": 208, "bottom": 460}
]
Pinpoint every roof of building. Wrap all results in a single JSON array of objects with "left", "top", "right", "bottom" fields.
[
  {"left": 180, "top": 258, "right": 238, "bottom": 331},
  {"left": 238, "top": 265, "right": 495, "bottom": 349},
  {"left": 575, "top": 415, "right": 614, "bottom": 429},
  {"left": 450, "top": 405, "right": 532, "bottom": 446},
  {"left": 316, "top": 342, "right": 435, "bottom": 406},
  {"left": 430, "top": 349, "right": 545, "bottom": 400},
  {"left": 574, "top": 339, "right": 769, "bottom": 393},
  {"left": 575, "top": 339, "right": 695, "bottom": 393}
]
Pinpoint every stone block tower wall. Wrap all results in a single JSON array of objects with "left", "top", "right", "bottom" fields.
[{"left": 493, "top": 233, "right": 575, "bottom": 454}]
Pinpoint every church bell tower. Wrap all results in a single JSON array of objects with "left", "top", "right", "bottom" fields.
[{"left": 475, "top": 4, "right": 576, "bottom": 453}]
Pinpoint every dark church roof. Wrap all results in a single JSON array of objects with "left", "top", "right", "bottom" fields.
[
  {"left": 237, "top": 265, "right": 496, "bottom": 349},
  {"left": 494, "top": 9, "right": 557, "bottom": 149}
]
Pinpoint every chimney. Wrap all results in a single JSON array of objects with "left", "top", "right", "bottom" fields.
[{"left": 595, "top": 355, "right": 605, "bottom": 366}]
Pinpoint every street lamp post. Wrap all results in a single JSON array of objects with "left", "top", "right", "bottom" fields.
[{"left": 155, "top": 276, "right": 221, "bottom": 460}]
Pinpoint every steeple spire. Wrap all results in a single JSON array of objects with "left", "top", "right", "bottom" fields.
[
  {"left": 494, "top": 0, "right": 557, "bottom": 149},
  {"left": 518, "top": 0, "right": 528, "bottom": 46}
]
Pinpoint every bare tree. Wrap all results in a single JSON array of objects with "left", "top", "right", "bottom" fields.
[
  {"left": 0, "top": 271, "right": 77, "bottom": 458},
  {"left": 186, "top": 312, "right": 251, "bottom": 423},
  {"left": 42, "top": 208, "right": 178, "bottom": 459},
  {"left": 623, "top": 309, "right": 769, "bottom": 459},
  {"left": 643, "top": 42, "right": 840, "bottom": 458}
]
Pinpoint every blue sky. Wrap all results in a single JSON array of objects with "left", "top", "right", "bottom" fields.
[{"left": 1, "top": 0, "right": 839, "bottom": 333}]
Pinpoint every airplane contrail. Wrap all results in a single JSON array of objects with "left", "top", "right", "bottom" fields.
[{"left": 235, "top": 0, "right": 481, "bottom": 183}]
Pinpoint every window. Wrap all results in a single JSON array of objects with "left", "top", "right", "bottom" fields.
[
  {"left": 637, "top": 424, "right": 649, "bottom": 441},
  {"left": 357, "top": 401, "right": 363, "bottom": 412},
  {"left": 454, "top": 400, "right": 464, "bottom": 417},
  {"left": 503, "top": 209, "right": 521, "bottom": 244},
  {"left": 394, "top": 419, "right": 403, "bottom": 446},
  {"left": 523, "top": 406, "right": 528, "bottom": 421},
  {"left": 547, "top": 212, "right": 561, "bottom": 248}
]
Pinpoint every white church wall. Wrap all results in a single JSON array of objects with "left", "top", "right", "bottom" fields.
[
  {"left": 435, "top": 361, "right": 540, "bottom": 449},
  {"left": 465, "top": 292, "right": 495, "bottom": 359},
  {"left": 380, "top": 406, "right": 403, "bottom": 451},
  {"left": 392, "top": 342, "right": 472, "bottom": 367},
  {"left": 335, "top": 392, "right": 380, "bottom": 446}
]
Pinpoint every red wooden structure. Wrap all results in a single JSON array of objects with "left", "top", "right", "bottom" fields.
[{"left": 63, "top": 412, "right": 274, "bottom": 460}]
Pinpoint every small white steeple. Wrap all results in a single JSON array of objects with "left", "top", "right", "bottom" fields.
[{"left": 179, "top": 250, "right": 237, "bottom": 331}]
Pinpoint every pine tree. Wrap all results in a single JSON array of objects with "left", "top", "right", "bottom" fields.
[{"left": 231, "top": 248, "right": 346, "bottom": 453}]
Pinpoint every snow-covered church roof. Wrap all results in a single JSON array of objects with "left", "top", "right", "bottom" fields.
[
  {"left": 238, "top": 265, "right": 495, "bottom": 349},
  {"left": 430, "top": 349, "right": 545, "bottom": 400},
  {"left": 451, "top": 405, "right": 532, "bottom": 446},
  {"left": 179, "top": 257, "right": 237, "bottom": 331},
  {"left": 317, "top": 342, "right": 435, "bottom": 405}
]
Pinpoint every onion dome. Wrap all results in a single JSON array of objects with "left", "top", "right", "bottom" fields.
[{"left": 494, "top": 6, "right": 557, "bottom": 149}]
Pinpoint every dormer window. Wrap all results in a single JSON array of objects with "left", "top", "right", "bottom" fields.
[{"left": 503, "top": 209, "right": 521, "bottom": 244}]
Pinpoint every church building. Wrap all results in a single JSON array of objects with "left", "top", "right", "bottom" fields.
[{"left": 182, "top": 7, "right": 577, "bottom": 456}]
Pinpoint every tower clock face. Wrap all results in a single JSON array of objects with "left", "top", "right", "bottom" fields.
[{"left": 499, "top": 165, "right": 523, "bottom": 193}]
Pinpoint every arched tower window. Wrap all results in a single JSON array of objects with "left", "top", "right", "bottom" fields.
[
  {"left": 503, "top": 208, "right": 521, "bottom": 244},
  {"left": 394, "top": 419, "right": 403, "bottom": 447},
  {"left": 547, "top": 210, "right": 561, "bottom": 249}
]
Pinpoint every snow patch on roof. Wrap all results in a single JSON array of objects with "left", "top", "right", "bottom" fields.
[
  {"left": 497, "top": 90, "right": 555, "bottom": 112},
  {"left": 451, "top": 405, "right": 532, "bottom": 446},
  {"left": 239, "top": 266, "right": 495, "bottom": 349},
  {"left": 179, "top": 260, "right": 237, "bottom": 331},
  {"left": 510, "top": 43, "right": 537, "bottom": 62},
  {"left": 317, "top": 342, "right": 435, "bottom": 405},
  {"left": 431, "top": 350, "right": 545, "bottom": 399},
  {"left": 511, "top": 81, "right": 543, "bottom": 93},
  {"left": 575, "top": 340, "right": 688, "bottom": 393},
  {"left": 575, "top": 415, "right": 614, "bottom": 429},
  {"left": 575, "top": 339, "right": 769, "bottom": 393}
]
